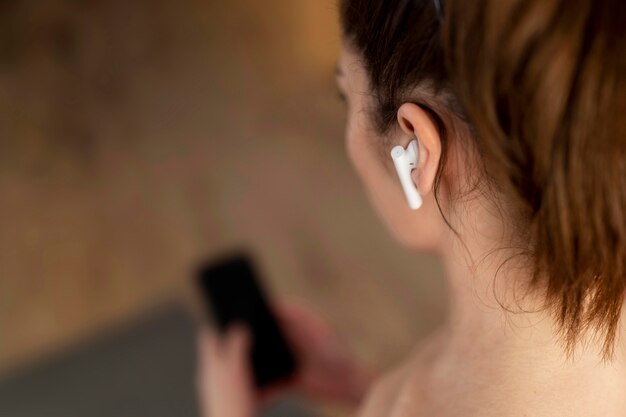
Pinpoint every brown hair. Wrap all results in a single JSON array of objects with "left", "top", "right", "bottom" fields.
[{"left": 341, "top": 0, "right": 626, "bottom": 357}]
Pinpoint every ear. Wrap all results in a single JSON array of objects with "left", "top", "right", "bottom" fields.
[{"left": 396, "top": 103, "right": 442, "bottom": 196}]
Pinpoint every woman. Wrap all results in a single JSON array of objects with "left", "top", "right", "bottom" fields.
[{"left": 199, "top": 0, "right": 626, "bottom": 416}]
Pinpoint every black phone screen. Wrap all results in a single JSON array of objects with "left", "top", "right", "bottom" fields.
[{"left": 196, "top": 254, "right": 297, "bottom": 388}]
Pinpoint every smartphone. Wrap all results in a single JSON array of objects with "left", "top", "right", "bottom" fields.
[{"left": 196, "top": 254, "right": 297, "bottom": 388}]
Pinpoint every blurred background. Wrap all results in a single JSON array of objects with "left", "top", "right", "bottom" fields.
[{"left": 0, "top": 0, "right": 446, "bottom": 416}]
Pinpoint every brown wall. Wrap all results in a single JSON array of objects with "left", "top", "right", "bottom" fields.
[{"left": 0, "top": 0, "right": 445, "bottom": 380}]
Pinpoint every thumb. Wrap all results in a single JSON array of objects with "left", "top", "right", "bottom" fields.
[{"left": 225, "top": 324, "right": 252, "bottom": 359}]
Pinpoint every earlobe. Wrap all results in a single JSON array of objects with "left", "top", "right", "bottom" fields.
[{"left": 396, "top": 103, "right": 442, "bottom": 198}]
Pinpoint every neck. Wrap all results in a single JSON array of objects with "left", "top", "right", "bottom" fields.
[{"left": 427, "top": 223, "right": 626, "bottom": 416}]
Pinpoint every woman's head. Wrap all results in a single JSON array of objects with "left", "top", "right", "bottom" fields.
[
  {"left": 337, "top": 0, "right": 472, "bottom": 251},
  {"left": 338, "top": 0, "right": 626, "bottom": 357}
]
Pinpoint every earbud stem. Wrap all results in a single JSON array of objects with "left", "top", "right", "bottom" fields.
[{"left": 391, "top": 140, "right": 423, "bottom": 210}]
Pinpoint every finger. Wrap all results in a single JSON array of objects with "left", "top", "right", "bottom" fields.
[
  {"left": 196, "top": 325, "right": 258, "bottom": 417},
  {"left": 274, "top": 300, "right": 317, "bottom": 325},
  {"left": 274, "top": 302, "right": 332, "bottom": 340},
  {"left": 198, "top": 328, "right": 220, "bottom": 364},
  {"left": 222, "top": 324, "right": 253, "bottom": 368},
  {"left": 225, "top": 323, "right": 249, "bottom": 348},
  {"left": 198, "top": 327, "right": 233, "bottom": 386},
  {"left": 223, "top": 325, "right": 257, "bottom": 397},
  {"left": 197, "top": 328, "right": 219, "bottom": 389}
]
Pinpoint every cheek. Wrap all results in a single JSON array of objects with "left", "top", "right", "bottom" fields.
[
  {"left": 345, "top": 119, "right": 365, "bottom": 175},
  {"left": 344, "top": 113, "right": 405, "bottom": 226},
  {"left": 345, "top": 112, "right": 378, "bottom": 185}
]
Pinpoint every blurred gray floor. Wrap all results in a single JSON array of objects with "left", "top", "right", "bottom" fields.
[{"left": 0, "top": 304, "right": 317, "bottom": 417}]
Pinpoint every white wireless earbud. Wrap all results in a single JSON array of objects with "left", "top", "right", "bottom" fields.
[{"left": 391, "top": 139, "right": 422, "bottom": 210}]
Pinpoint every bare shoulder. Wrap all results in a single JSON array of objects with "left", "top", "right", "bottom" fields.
[{"left": 356, "top": 329, "right": 446, "bottom": 417}]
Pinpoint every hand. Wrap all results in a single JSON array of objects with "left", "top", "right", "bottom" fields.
[
  {"left": 197, "top": 302, "right": 377, "bottom": 417},
  {"left": 272, "top": 301, "right": 376, "bottom": 405}
]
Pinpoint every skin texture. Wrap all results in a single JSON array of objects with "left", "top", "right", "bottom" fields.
[{"left": 196, "top": 46, "right": 626, "bottom": 417}]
